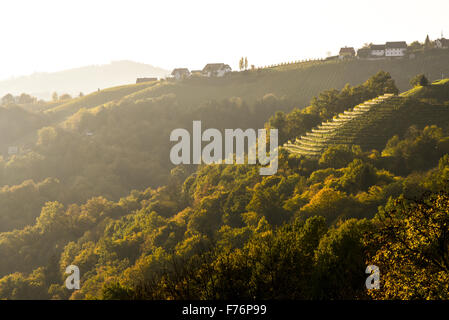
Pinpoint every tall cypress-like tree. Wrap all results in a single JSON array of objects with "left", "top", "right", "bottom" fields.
[
  {"left": 239, "top": 57, "right": 244, "bottom": 71},
  {"left": 425, "top": 34, "right": 432, "bottom": 48}
]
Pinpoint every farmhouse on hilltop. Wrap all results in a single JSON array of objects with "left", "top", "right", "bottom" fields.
[
  {"left": 339, "top": 47, "right": 355, "bottom": 59},
  {"left": 435, "top": 37, "right": 449, "bottom": 49},
  {"left": 370, "top": 44, "right": 386, "bottom": 56},
  {"left": 202, "top": 63, "right": 232, "bottom": 77},
  {"left": 171, "top": 68, "right": 191, "bottom": 80},
  {"left": 385, "top": 41, "right": 407, "bottom": 57},
  {"left": 357, "top": 42, "right": 407, "bottom": 59}
]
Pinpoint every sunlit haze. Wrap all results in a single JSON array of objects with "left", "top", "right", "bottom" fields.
[{"left": 0, "top": 0, "right": 448, "bottom": 79}]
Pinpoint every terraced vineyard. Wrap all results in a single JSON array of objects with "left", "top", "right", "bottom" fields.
[{"left": 284, "top": 89, "right": 449, "bottom": 159}]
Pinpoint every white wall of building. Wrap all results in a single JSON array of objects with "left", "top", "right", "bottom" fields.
[
  {"left": 371, "top": 50, "right": 384, "bottom": 56},
  {"left": 385, "top": 48, "right": 406, "bottom": 56}
]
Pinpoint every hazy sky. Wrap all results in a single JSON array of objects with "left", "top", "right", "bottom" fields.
[{"left": 1, "top": 0, "right": 448, "bottom": 80}]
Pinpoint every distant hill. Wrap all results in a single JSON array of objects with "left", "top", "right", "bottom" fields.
[
  {"left": 0, "top": 60, "right": 169, "bottom": 100},
  {"left": 45, "top": 80, "right": 160, "bottom": 119}
]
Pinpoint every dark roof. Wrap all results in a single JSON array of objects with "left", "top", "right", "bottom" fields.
[
  {"left": 202, "top": 63, "right": 232, "bottom": 72},
  {"left": 171, "top": 68, "right": 190, "bottom": 75},
  {"left": 386, "top": 41, "right": 407, "bottom": 49},
  {"left": 370, "top": 44, "right": 385, "bottom": 50},
  {"left": 339, "top": 47, "right": 355, "bottom": 55}
]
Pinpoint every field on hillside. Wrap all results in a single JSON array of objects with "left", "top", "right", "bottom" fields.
[
  {"left": 45, "top": 80, "right": 160, "bottom": 119},
  {"left": 41, "top": 50, "right": 449, "bottom": 123},
  {"left": 108, "top": 50, "right": 449, "bottom": 112}
]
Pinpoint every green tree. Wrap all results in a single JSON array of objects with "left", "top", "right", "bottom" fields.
[
  {"left": 410, "top": 73, "right": 429, "bottom": 87},
  {"left": 1, "top": 93, "right": 15, "bottom": 105},
  {"left": 313, "top": 219, "right": 372, "bottom": 299},
  {"left": 408, "top": 41, "right": 423, "bottom": 51},
  {"left": 319, "top": 145, "right": 358, "bottom": 169},
  {"left": 239, "top": 57, "right": 244, "bottom": 71},
  {"left": 424, "top": 34, "right": 432, "bottom": 48},
  {"left": 18, "top": 93, "right": 35, "bottom": 104},
  {"left": 368, "top": 192, "right": 449, "bottom": 299},
  {"left": 59, "top": 93, "right": 72, "bottom": 100}
]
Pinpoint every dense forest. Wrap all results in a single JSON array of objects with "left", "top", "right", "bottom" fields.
[{"left": 1, "top": 51, "right": 449, "bottom": 300}]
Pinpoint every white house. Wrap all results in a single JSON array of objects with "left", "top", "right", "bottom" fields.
[
  {"left": 385, "top": 42, "right": 407, "bottom": 57},
  {"left": 171, "top": 68, "right": 191, "bottom": 80},
  {"left": 435, "top": 38, "right": 449, "bottom": 49},
  {"left": 202, "top": 63, "right": 232, "bottom": 77},
  {"left": 370, "top": 44, "right": 385, "bottom": 56},
  {"left": 338, "top": 47, "right": 356, "bottom": 59}
]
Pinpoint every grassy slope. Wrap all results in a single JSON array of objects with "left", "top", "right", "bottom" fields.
[
  {"left": 47, "top": 50, "right": 449, "bottom": 121},
  {"left": 0, "top": 82, "right": 160, "bottom": 153},
  {"left": 113, "top": 50, "right": 449, "bottom": 110},
  {"left": 403, "top": 78, "right": 449, "bottom": 100},
  {"left": 45, "top": 80, "right": 160, "bottom": 119},
  {"left": 5, "top": 50, "right": 449, "bottom": 161}
]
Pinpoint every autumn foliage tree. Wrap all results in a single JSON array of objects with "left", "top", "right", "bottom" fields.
[{"left": 368, "top": 192, "right": 449, "bottom": 299}]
